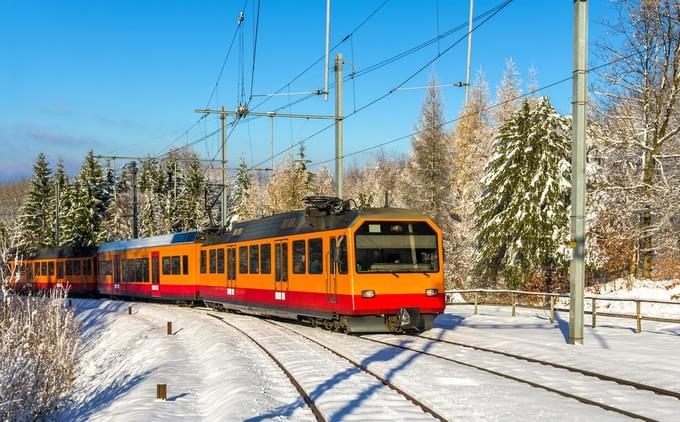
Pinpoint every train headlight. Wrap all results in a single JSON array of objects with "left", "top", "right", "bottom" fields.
[
  {"left": 361, "top": 289, "right": 376, "bottom": 298},
  {"left": 425, "top": 289, "right": 438, "bottom": 297}
]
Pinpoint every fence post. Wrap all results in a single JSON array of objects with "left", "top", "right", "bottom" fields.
[
  {"left": 474, "top": 292, "right": 478, "bottom": 315},
  {"left": 636, "top": 300, "right": 641, "bottom": 333},
  {"left": 549, "top": 295, "right": 555, "bottom": 324},
  {"left": 511, "top": 293, "right": 516, "bottom": 317},
  {"left": 167, "top": 321, "right": 173, "bottom": 335},
  {"left": 157, "top": 384, "right": 167, "bottom": 400},
  {"left": 591, "top": 298, "right": 597, "bottom": 328},
  {"left": 128, "top": 306, "right": 132, "bottom": 315}
]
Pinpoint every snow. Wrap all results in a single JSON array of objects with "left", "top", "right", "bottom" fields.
[{"left": 56, "top": 282, "right": 680, "bottom": 420}]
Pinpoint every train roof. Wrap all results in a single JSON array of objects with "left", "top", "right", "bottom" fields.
[
  {"left": 204, "top": 207, "right": 430, "bottom": 245},
  {"left": 25, "top": 246, "right": 99, "bottom": 260},
  {"left": 98, "top": 231, "right": 199, "bottom": 253}
]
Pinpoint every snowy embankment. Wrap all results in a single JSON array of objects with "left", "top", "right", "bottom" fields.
[
  {"left": 58, "top": 287, "right": 680, "bottom": 421},
  {"left": 59, "top": 300, "right": 314, "bottom": 421}
]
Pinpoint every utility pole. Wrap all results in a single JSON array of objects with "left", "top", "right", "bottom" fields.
[
  {"left": 464, "top": 0, "right": 474, "bottom": 106},
  {"left": 324, "top": 0, "right": 331, "bottom": 101},
  {"left": 335, "top": 52, "right": 344, "bottom": 199},
  {"left": 569, "top": 0, "right": 588, "bottom": 345},
  {"left": 220, "top": 106, "right": 227, "bottom": 228},
  {"left": 55, "top": 180, "right": 60, "bottom": 247},
  {"left": 130, "top": 161, "right": 139, "bottom": 239}
]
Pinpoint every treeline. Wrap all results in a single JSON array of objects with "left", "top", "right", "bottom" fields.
[{"left": 8, "top": 0, "right": 679, "bottom": 289}]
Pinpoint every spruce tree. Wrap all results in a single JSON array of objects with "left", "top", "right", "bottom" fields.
[
  {"left": 405, "top": 78, "right": 454, "bottom": 225},
  {"left": 176, "top": 153, "right": 207, "bottom": 231},
  {"left": 475, "top": 97, "right": 571, "bottom": 288},
  {"left": 60, "top": 151, "right": 110, "bottom": 247},
  {"left": 234, "top": 156, "right": 252, "bottom": 220},
  {"left": 17, "top": 154, "right": 53, "bottom": 251}
]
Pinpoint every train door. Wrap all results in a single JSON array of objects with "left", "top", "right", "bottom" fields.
[
  {"left": 151, "top": 252, "right": 160, "bottom": 298},
  {"left": 226, "top": 246, "right": 237, "bottom": 297},
  {"left": 274, "top": 240, "right": 288, "bottom": 302},
  {"left": 114, "top": 255, "right": 121, "bottom": 290},
  {"left": 328, "top": 237, "right": 339, "bottom": 304}
]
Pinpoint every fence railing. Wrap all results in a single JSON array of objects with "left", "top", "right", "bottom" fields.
[{"left": 445, "top": 289, "right": 680, "bottom": 333}]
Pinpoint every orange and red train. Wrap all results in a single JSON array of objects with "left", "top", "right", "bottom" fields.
[{"left": 7, "top": 201, "right": 445, "bottom": 332}]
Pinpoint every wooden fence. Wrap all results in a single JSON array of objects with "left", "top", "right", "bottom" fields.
[{"left": 445, "top": 289, "right": 680, "bottom": 333}]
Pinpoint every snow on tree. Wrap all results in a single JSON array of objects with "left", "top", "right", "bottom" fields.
[
  {"left": 311, "top": 164, "right": 335, "bottom": 197},
  {"left": 268, "top": 145, "right": 314, "bottom": 213},
  {"left": 59, "top": 151, "right": 110, "bottom": 247},
  {"left": 450, "top": 69, "right": 494, "bottom": 288},
  {"left": 17, "top": 153, "right": 53, "bottom": 252},
  {"left": 1, "top": 219, "right": 80, "bottom": 420},
  {"left": 176, "top": 153, "right": 208, "bottom": 231},
  {"left": 475, "top": 97, "right": 571, "bottom": 289},
  {"left": 590, "top": 0, "right": 680, "bottom": 278},
  {"left": 404, "top": 77, "right": 454, "bottom": 224},
  {"left": 494, "top": 58, "right": 522, "bottom": 128},
  {"left": 139, "top": 158, "right": 163, "bottom": 237}
]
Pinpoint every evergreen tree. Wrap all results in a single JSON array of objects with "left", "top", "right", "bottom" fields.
[
  {"left": 475, "top": 97, "right": 571, "bottom": 288},
  {"left": 268, "top": 145, "right": 314, "bottom": 213},
  {"left": 139, "top": 159, "right": 162, "bottom": 236},
  {"left": 233, "top": 156, "right": 252, "bottom": 220},
  {"left": 451, "top": 70, "right": 494, "bottom": 287},
  {"left": 176, "top": 154, "right": 207, "bottom": 231},
  {"left": 405, "top": 78, "right": 454, "bottom": 225},
  {"left": 494, "top": 58, "right": 522, "bottom": 127},
  {"left": 60, "top": 151, "right": 110, "bottom": 247},
  {"left": 17, "top": 154, "right": 53, "bottom": 251},
  {"left": 49, "top": 160, "right": 69, "bottom": 247}
]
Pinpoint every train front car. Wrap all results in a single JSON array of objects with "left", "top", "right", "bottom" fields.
[
  {"left": 200, "top": 199, "right": 444, "bottom": 334},
  {"left": 341, "top": 209, "right": 445, "bottom": 333}
]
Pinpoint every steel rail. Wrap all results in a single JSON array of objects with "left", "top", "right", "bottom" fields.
[
  {"left": 266, "top": 319, "right": 447, "bottom": 422},
  {"left": 357, "top": 335, "right": 655, "bottom": 421},
  {"left": 416, "top": 333, "right": 680, "bottom": 400},
  {"left": 205, "top": 313, "right": 325, "bottom": 422}
]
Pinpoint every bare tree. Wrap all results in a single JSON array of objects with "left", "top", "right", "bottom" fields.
[{"left": 592, "top": 0, "right": 680, "bottom": 277}]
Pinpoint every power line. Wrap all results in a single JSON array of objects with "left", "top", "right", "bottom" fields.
[
  {"left": 248, "top": 0, "right": 262, "bottom": 102},
  {"left": 242, "top": 0, "right": 514, "bottom": 176}
]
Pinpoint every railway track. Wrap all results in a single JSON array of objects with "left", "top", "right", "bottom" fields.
[
  {"left": 356, "top": 332, "right": 680, "bottom": 422},
  {"left": 205, "top": 312, "right": 441, "bottom": 421},
  {"left": 415, "top": 333, "right": 680, "bottom": 401}
]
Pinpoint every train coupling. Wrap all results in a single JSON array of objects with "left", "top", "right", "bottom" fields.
[{"left": 397, "top": 307, "right": 421, "bottom": 330}]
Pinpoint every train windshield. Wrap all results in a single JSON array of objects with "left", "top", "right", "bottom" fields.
[{"left": 354, "top": 221, "right": 439, "bottom": 273}]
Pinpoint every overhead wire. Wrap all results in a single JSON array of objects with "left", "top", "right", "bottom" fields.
[{"left": 241, "top": 0, "right": 514, "bottom": 176}]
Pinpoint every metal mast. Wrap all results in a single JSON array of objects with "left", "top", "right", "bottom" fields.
[
  {"left": 569, "top": 0, "right": 588, "bottom": 345},
  {"left": 335, "top": 52, "right": 344, "bottom": 199}
]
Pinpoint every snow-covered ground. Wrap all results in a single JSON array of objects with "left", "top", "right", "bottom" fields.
[{"left": 58, "top": 284, "right": 680, "bottom": 421}]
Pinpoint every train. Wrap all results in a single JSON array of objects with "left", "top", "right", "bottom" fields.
[{"left": 5, "top": 198, "right": 445, "bottom": 333}]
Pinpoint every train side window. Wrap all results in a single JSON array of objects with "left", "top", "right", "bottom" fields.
[
  {"left": 73, "top": 260, "right": 81, "bottom": 276},
  {"left": 48, "top": 261, "right": 55, "bottom": 276},
  {"left": 292, "top": 240, "right": 306, "bottom": 274},
  {"left": 133, "top": 259, "right": 141, "bottom": 282},
  {"left": 142, "top": 258, "right": 149, "bottom": 282},
  {"left": 41, "top": 262, "right": 47, "bottom": 276},
  {"left": 282, "top": 243, "right": 288, "bottom": 281},
  {"left": 239, "top": 246, "right": 248, "bottom": 274},
  {"left": 65, "top": 261, "right": 72, "bottom": 276},
  {"left": 84, "top": 259, "right": 91, "bottom": 276},
  {"left": 216, "top": 249, "right": 224, "bottom": 274},
  {"left": 171, "top": 256, "right": 180, "bottom": 275},
  {"left": 330, "top": 237, "right": 348, "bottom": 275},
  {"left": 122, "top": 259, "right": 130, "bottom": 282},
  {"left": 183, "top": 255, "right": 189, "bottom": 275},
  {"left": 200, "top": 250, "right": 206, "bottom": 274},
  {"left": 260, "top": 244, "right": 271, "bottom": 274},
  {"left": 227, "top": 248, "right": 236, "bottom": 279},
  {"left": 308, "top": 238, "right": 323, "bottom": 274},
  {"left": 162, "top": 257, "right": 171, "bottom": 275},
  {"left": 209, "top": 249, "right": 216, "bottom": 273},
  {"left": 249, "top": 245, "right": 259, "bottom": 274},
  {"left": 34, "top": 262, "right": 39, "bottom": 275}
]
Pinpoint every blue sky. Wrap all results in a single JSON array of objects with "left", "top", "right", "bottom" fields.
[{"left": 0, "top": 0, "right": 617, "bottom": 180}]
